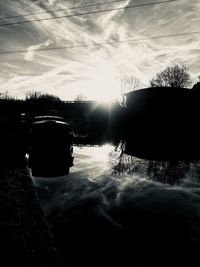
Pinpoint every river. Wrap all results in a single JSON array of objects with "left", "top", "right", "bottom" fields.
[{"left": 32, "top": 143, "right": 200, "bottom": 266}]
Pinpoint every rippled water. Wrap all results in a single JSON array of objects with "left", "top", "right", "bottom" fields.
[{"left": 33, "top": 144, "right": 200, "bottom": 266}]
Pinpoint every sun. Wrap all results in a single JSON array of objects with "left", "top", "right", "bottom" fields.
[
  {"left": 88, "top": 70, "right": 121, "bottom": 103},
  {"left": 63, "top": 63, "right": 122, "bottom": 103}
]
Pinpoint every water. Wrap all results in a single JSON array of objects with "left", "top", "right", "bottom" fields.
[{"left": 33, "top": 144, "right": 200, "bottom": 266}]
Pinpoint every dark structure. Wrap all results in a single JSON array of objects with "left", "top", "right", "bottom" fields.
[
  {"left": 29, "top": 116, "right": 73, "bottom": 177},
  {"left": 124, "top": 87, "right": 200, "bottom": 160},
  {"left": 192, "top": 82, "right": 200, "bottom": 91}
]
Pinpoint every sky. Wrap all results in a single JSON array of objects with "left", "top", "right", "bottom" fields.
[{"left": 0, "top": 0, "right": 199, "bottom": 101}]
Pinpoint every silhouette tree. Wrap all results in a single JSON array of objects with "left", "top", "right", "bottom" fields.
[
  {"left": 150, "top": 64, "right": 192, "bottom": 88},
  {"left": 25, "top": 91, "right": 61, "bottom": 102},
  {"left": 74, "top": 94, "right": 87, "bottom": 102},
  {"left": 119, "top": 74, "right": 141, "bottom": 107},
  {"left": 120, "top": 74, "right": 141, "bottom": 94},
  {"left": 0, "top": 90, "right": 12, "bottom": 100},
  {"left": 25, "top": 91, "right": 61, "bottom": 116}
]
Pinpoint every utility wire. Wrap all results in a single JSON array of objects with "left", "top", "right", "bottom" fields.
[
  {"left": 0, "top": 0, "right": 178, "bottom": 28},
  {"left": 0, "top": 31, "right": 198, "bottom": 55},
  {"left": 0, "top": 0, "right": 129, "bottom": 20}
]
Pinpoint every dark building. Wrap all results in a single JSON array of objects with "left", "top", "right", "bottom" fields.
[
  {"left": 124, "top": 87, "right": 200, "bottom": 160},
  {"left": 192, "top": 82, "right": 200, "bottom": 91}
]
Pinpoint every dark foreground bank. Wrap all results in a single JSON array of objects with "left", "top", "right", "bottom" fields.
[{"left": 0, "top": 167, "right": 63, "bottom": 267}]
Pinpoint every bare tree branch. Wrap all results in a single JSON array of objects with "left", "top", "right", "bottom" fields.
[{"left": 150, "top": 65, "right": 192, "bottom": 88}]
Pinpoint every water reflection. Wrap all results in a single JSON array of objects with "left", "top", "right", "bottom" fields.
[
  {"left": 111, "top": 141, "right": 197, "bottom": 185},
  {"left": 111, "top": 141, "right": 141, "bottom": 178},
  {"left": 146, "top": 160, "right": 191, "bottom": 185},
  {"left": 33, "top": 143, "right": 200, "bottom": 266}
]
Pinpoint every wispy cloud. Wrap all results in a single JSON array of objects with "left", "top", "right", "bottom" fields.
[
  {"left": 0, "top": 0, "right": 200, "bottom": 99},
  {"left": 24, "top": 39, "right": 52, "bottom": 61}
]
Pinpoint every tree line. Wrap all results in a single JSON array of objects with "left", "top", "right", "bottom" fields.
[{"left": 120, "top": 64, "right": 200, "bottom": 95}]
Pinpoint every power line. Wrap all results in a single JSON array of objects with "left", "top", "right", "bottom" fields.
[
  {"left": 0, "top": 31, "right": 199, "bottom": 55},
  {"left": 0, "top": 0, "right": 129, "bottom": 20},
  {"left": 0, "top": 0, "right": 178, "bottom": 28}
]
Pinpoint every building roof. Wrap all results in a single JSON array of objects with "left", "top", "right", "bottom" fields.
[{"left": 124, "top": 86, "right": 190, "bottom": 96}]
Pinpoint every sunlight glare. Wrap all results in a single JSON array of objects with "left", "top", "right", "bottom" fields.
[
  {"left": 93, "top": 144, "right": 114, "bottom": 162},
  {"left": 89, "top": 67, "right": 121, "bottom": 102}
]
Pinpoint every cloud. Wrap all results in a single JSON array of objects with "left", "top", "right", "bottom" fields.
[
  {"left": 24, "top": 39, "right": 52, "bottom": 61},
  {"left": 0, "top": 0, "right": 200, "bottom": 99}
]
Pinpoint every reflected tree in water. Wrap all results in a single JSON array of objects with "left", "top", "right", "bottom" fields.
[
  {"left": 146, "top": 161, "right": 191, "bottom": 185},
  {"left": 111, "top": 141, "right": 192, "bottom": 185},
  {"left": 189, "top": 161, "right": 200, "bottom": 182},
  {"left": 111, "top": 141, "right": 141, "bottom": 178}
]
